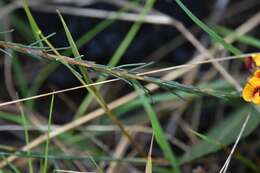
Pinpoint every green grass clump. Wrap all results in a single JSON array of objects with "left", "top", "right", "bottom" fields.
[{"left": 0, "top": 0, "right": 259, "bottom": 172}]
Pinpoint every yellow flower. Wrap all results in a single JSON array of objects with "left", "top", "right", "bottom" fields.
[
  {"left": 251, "top": 54, "right": 260, "bottom": 66},
  {"left": 254, "top": 69, "right": 260, "bottom": 78},
  {"left": 242, "top": 70, "right": 260, "bottom": 104}
]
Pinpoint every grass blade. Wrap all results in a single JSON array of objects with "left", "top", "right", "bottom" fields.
[
  {"left": 17, "top": 102, "right": 33, "bottom": 173},
  {"left": 174, "top": 0, "right": 242, "bottom": 55},
  {"left": 12, "top": 57, "right": 29, "bottom": 97},
  {"left": 216, "top": 26, "right": 260, "bottom": 48},
  {"left": 57, "top": 10, "right": 143, "bottom": 154},
  {"left": 0, "top": 111, "right": 23, "bottom": 124},
  {"left": 188, "top": 128, "right": 260, "bottom": 173},
  {"left": 180, "top": 107, "right": 260, "bottom": 163},
  {"left": 21, "top": 0, "right": 43, "bottom": 47},
  {"left": 0, "top": 157, "right": 21, "bottom": 173},
  {"left": 75, "top": 0, "right": 156, "bottom": 118},
  {"left": 134, "top": 82, "right": 181, "bottom": 173},
  {"left": 42, "top": 94, "right": 55, "bottom": 173},
  {"left": 145, "top": 135, "right": 154, "bottom": 173}
]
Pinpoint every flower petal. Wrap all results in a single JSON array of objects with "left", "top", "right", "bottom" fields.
[
  {"left": 252, "top": 54, "right": 260, "bottom": 66},
  {"left": 248, "top": 76, "right": 260, "bottom": 87},
  {"left": 252, "top": 94, "right": 260, "bottom": 104},
  {"left": 242, "top": 83, "right": 254, "bottom": 102},
  {"left": 254, "top": 70, "right": 260, "bottom": 78}
]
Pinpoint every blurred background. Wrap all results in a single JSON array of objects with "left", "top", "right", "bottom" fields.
[{"left": 0, "top": 0, "right": 259, "bottom": 172}]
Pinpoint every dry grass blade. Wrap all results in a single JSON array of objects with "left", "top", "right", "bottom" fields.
[
  {"left": 22, "top": 0, "right": 144, "bottom": 157},
  {"left": 0, "top": 79, "right": 119, "bottom": 107},
  {"left": 55, "top": 9, "right": 144, "bottom": 155},
  {"left": 219, "top": 109, "right": 252, "bottom": 173},
  {"left": 0, "top": 10, "right": 259, "bottom": 169},
  {"left": 0, "top": 48, "right": 249, "bottom": 107},
  {"left": 145, "top": 135, "right": 154, "bottom": 173},
  {"left": 54, "top": 170, "right": 95, "bottom": 173},
  {"left": 0, "top": 41, "right": 241, "bottom": 101}
]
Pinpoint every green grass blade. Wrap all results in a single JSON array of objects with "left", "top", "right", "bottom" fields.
[
  {"left": 27, "top": 17, "right": 116, "bottom": 109},
  {"left": 188, "top": 128, "right": 260, "bottom": 172},
  {"left": 57, "top": 10, "right": 94, "bottom": 83},
  {"left": 10, "top": 15, "right": 34, "bottom": 43},
  {"left": 26, "top": 0, "right": 141, "bottom": 111},
  {"left": 114, "top": 80, "right": 234, "bottom": 117},
  {"left": 0, "top": 111, "right": 23, "bottom": 124},
  {"left": 57, "top": 10, "right": 143, "bottom": 154},
  {"left": 134, "top": 82, "right": 181, "bottom": 173},
  {"left": 12, "top": 57, "right": 29, "bottom": 97},
  {"left": 180, "top": 107, "right": 260, "bottom": 163},
  {"left": 18, "top": 103, "right": 33, "bottom": 173},
  {"left": 57, "top": 10, "right": 80, "bottom": 58},
  {"left": 63, "top": 0, "right": 140, "bottom": 56},
  {"left": 21, "top": 0, "right": 43, "bottom": 47},
  {"left": 108, "top": 0, "right": 155, "bottom": 68},
  {"left": 75, "top": 0, "right": 156, "bottom": 117},
  {"left": 0, "top": 157, "right": 21, "bottom": 173},
  {"left": 26, "top": 62, "right": 58, "bottom": 109},
  {"left": 42, "top": 94, "right": 55, "bottom": 173},
  {"left": 0, "top": 151, "right": 147, "bottom": 164},
  {"left": 174, "top": 0, "right": 242, "bottom": 55},
  {"left": 145, "top": 135, "right": 154, "bottom": 173},
  {"left": 216, "top": 26, "right": 260, "bottom": 48}
]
